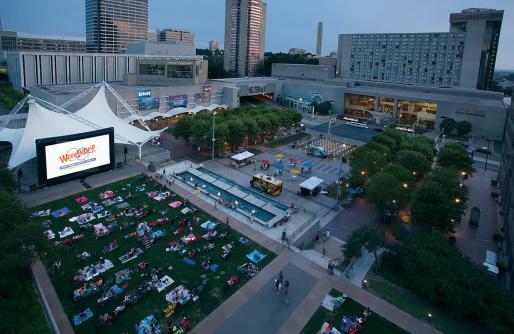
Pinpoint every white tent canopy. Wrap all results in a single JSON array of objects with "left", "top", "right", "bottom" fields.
[
  {"left": 231, "top": 151, "right": 254, "bottom": 162},
  {"left": 5, "top": 86, "right": 163, "bottom": 168},
  {"left": 75, "top": 86, "right": 161, "bottom": 144},
  {"left": 299, "top": 176, "right": 324, "bottom": 191},
  {"left": 123, "top": 104, "right": 227, "bottom": 123}
]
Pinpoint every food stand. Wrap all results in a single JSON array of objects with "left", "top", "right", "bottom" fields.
[
  {"left": 231, "top": 151, "right": 254, "bottom": 167},
  {"left": 250, "top": 173, "right": 283, "bottom": 196},
  {"left": 299, "top": 176, "right": 324, "bottom": 196}
]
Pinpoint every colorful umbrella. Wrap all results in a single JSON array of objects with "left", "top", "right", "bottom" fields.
[
  {"left": 261, "top": 159, "right": 270, "bottom": 165},
  {"left": 289, "top": 157, "right": 298, "bottom": 163},
  {"left": 303, "top": 162, "right": 312, "bottom": 168},
  {"left": 275, "top": 163, "right": 285, "bottom": 170},
  {"left": 275, "top": 153, "right": 285, "bottom": 158},
  {"left": 290, "top": 169, "right": 300, "bottom": 175}
]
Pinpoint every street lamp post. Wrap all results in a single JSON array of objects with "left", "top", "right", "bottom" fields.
[
  {"left": 334, "top": 157, "right": 344, "bottom": 210},
  {"left": 211, "top": 112, "right": 217, "bottom": 161},
  {"left": 484, "top": 139, "right": 491, "bottom": 171}
]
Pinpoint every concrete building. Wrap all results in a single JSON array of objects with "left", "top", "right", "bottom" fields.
[
  {"left": 158, "top": 29, "right": 195, "bottom": 46},
  {"left": 288, "top": 48, "right": 307, "bottom": 55},
  {"left": 316, "top": 22, "right": 323, "bottom": 57},
  {"left": 6, "top": 51, "right": 202, "bottom": 91},
  {"left": 125, "top": 40, "right": 195, "bottom": 57},
  {"left": 271, "top": 64, "right": 506, "bottom": 140},
  {"left": 224, "top": 0, "right": 267, "bottom": 76},
  {"left": 86, "top": 0, "right": 148, "bottom": 53},
  {"left": 337, "top": 8, "right": 503, "bottom": 91},
  {"left": 147, "top": 29, "right": 158, "bottom": 41},
  {"left": 0, "top": 31, "right": 85, "bottom": 53},
  {"left": 500, "top": 104, "right": 514, "bottom": 290},
  {"left": 209, "top": 40, "right": 220, "bottom": 51},
  {"left": 125, "top": 57, "right": 207, "bottom": 86}
]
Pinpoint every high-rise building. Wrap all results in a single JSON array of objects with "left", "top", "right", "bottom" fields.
[
  {"left": 148, "top": 29, "right": 158, "bottom": 41},
  {"left": 224, "top": 0, "right": 267, "bottom": 76},
  {"left": 449, "top": 8, "right": 503, "bottom": 90},
  {"left": 337, "top": 8, "right": 503, "bottom": 90},
  {"left": 316, "top": 22, "right": 323, "bottom": 57},
  {"left": 209, "top": 40, "right": 220, "bottom": 51},
  {"left": 85, "top": 0, "right": 148, "bottom": 53},
  {"left": 158, "top": 29, "right": 195, "bottom": 46}
]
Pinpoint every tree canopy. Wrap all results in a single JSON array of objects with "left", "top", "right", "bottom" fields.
[
  {"left": 382, "top": 231, "right": 514, "bottom": 333},
  {"left": 170, "top": 107, "right": 302, "bottom": 154},
  {"left": 342, "top": 226, "right": 385, "bottom": 272},
  {"left": 438, "top": 143, "right": 473, "bottom": 173}
]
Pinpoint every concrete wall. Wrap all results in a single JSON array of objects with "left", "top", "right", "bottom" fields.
[
  {"left": 278, "top": 80, "right": 346, "bottom": 115},
  {"left": 272, "top": 64, "right": 335, "bottom": 81},
  {"left": 125, "top": 41, "right": 195, "bottom": 57}
]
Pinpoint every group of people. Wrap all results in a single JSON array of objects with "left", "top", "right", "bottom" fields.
[{"left": 274, "top": 271, "right": 290, "bottom": 298}]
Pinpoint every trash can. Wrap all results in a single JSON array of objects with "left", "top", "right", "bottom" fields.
[{"left": 327, "top": 263, "right": 334, "bottom": 276}]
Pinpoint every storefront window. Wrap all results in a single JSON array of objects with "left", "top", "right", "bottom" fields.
[
  {"left": 344, "top": 94, "right": 375, "bottom": 120},
  {"left": 397, "top": 100, "right": 437, "bottom": 129},
  {"left": 378, "top": 97, "right": 394, "bottom": 114}
]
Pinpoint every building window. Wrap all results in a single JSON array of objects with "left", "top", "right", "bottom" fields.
[
  {"left": 167, "top": 64, "right": 193, "bottom": 78},
  {"left": 139, "top": 64, "right": 165, "bottom": 76}
]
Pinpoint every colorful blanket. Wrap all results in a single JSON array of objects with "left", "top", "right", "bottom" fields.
[
  {"left": 169, "top": 201, "right": 182, "bottom": 208},
  {"left": 31, "top": 209, "right": 50, "bottom": 217},
  {"left": 73, "top": 308, "right": 93, "bottom": 326},
  {"left": 51, "top": 207, "right": 71, "bottom": 218},
  {"left": 246, "top": 250, "right": 266, "bottom": 264}
]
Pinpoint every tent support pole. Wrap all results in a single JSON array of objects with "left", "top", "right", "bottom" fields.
[{"left": 138, "top": 145, "right": 142, "bottom": 160}]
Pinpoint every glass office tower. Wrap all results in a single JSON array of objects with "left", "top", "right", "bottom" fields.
[{"left": 86, "top": 0, "right": 148, "bottom": 53}]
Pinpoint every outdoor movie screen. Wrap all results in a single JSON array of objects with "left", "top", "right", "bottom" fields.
[{"left": 36, "top": 128, "right": 115, "bottom": 185}]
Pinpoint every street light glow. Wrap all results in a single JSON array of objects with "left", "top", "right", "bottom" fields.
[
  {"left": 455, "top": 198, "right": 461, "bottom": 204},
  {"left": 403, "top": 183, "right": 408, "bottom": 188}
]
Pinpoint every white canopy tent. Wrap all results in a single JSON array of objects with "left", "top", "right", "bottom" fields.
[
  {"left": 4, "top": 85, "right": 165, "bottom": 168},
  {"left": 123, "top": 104, "right": 227, "bottom": 123},
  {"left": 74, "top": 86, "right": 162, "bottom": 145},
  {"left": 231, "top": 151, "right": 254, "bottom": 162},
  {"left": 299, "top": 176, "right": 324, "bottom": 191}
]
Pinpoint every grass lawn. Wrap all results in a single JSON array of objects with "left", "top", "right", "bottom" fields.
[
  {"left": 15, "top": 282, "right": 53, "bottom": 334},
  {"left": 32, "top": 174, "right": 275, "bottom": 334},
  {"left": 264, "top": 132, "right": 308, "bottom": 148},
  {"left": 368, "top": 278, "right": 488, "bottom": 334},
  {"left": 300, "top": 289, "right": 408, "bottom": 334}
]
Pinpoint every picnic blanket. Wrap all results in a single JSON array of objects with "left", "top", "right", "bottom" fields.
[
  {"left": 117, "top": 202, "right": 130, "bottom": 209},
  {"left": 135, "top": 314, "right": 160, "bottom": 334},
  {"left": 169, "top": 201, "right": 182, "bottom": 208},
  {"left": 246, "top": 250, "right": 266, "bottom": 264},
  {"left": 209, "top": 263, "right": 219, "bottom": 272},
  {"left": 165, "top": 285, "right": 191, "bottom": 305},
  {"left": 69, "top": 213, "right": 96, "bottom": 224},
  {"left": 155, "top": 275, "right": 174, "bottom": 293},
  {"left": 83, "top": 259, "right": 114, "bottom": 281},
  {"left": 58, "top": 227, "right": 74, "bottom": 238},
  {"left": 52, "top": 207, "right": 71, "bottom": 218},
  {"left": 238, "top": 263, "right": 259, "bottom": 277},
  {"left": 151, "top": 230, "right": 166, "bottom": 239},
  {"left": 45, "top": 229, "right": 55, "bottom": 240},
  {"left": 202, "top": 231, "right": 217, "bottom": 241},
  {"left": 182, "top": 257, "right": 196, "bottom": 266},
  {"left": 181, "top": 233, "right": 199, "bottom": 244},
  {"left": 99, "top": 190, "right": 115, "bottom": 199},
  {"left": 102, "top": 196, "right": 123, "bottom": 206},
  {"left": 180, "top": 207, "right": 192, "bottom": 215},
  {"left": 119, "top": 248, "right": 144, "bottom": 264},
  {"left": 115, "top": 269, "right": 131, "bottom": 284},
  {"left": 73, "top": 308, "right": 93, "bottom": 326},
  {"left": 321, "top": 294, "right": 337, "bottom": 311},
  {"left": 200, "top": 221, "right": 217, "bottom": 230},
  {"left": 31, "top": 209, "right": 50, "bottom": 218},
  {"left": 75, "top": 196, "right": 88, "bottom": 203}
]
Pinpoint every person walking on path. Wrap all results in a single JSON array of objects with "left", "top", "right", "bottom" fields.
[{"left": 283, "top": 280, "right": 289, "bottom": 296}]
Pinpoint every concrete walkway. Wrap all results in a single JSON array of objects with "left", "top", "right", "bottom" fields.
[{"left": 155, "top": 175, "right": 441, "bottom": 334}]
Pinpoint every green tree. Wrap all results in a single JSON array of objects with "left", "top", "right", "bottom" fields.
[
  {"left": 381, "top": 164, "right": 415, "bottom": 186},
  {"left": 227, "top": 119, "right": 246, "bottom": 150},
  {"left": 396, "top": 150, "right": 431, "bottom": 176},
  {"left": 410, "top": 181, "right": 458, "bottom": 233},
  {"left": 370, "top": 134, "right": 398, "bottom": 154},
  {"left": 438, "top": 143, "right": 473, "bottom": 173},
  {"left": 350, "top": 147, "right": 387, "bottom": 176},
  {"left": 440, "top": 117, "right": 457, "bottom": 135},
  {"left": 366, "top": 172, "right": 409, "bottom": 212},
  {"left": 456, "top": 120, "right": 472, "bottom": 136},
  {"left": 342, "top": 226, "right": 385, "bottom": 272},
  {"left": 399, "top": 136, "right": 435, "bottom": 161},
  {"left": 170, "top": 116, "right": 194, "bottom": 142}
]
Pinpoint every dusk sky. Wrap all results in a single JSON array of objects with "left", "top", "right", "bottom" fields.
[{"left": 2, "top": 0, "right": 513, "bottom": 69}]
